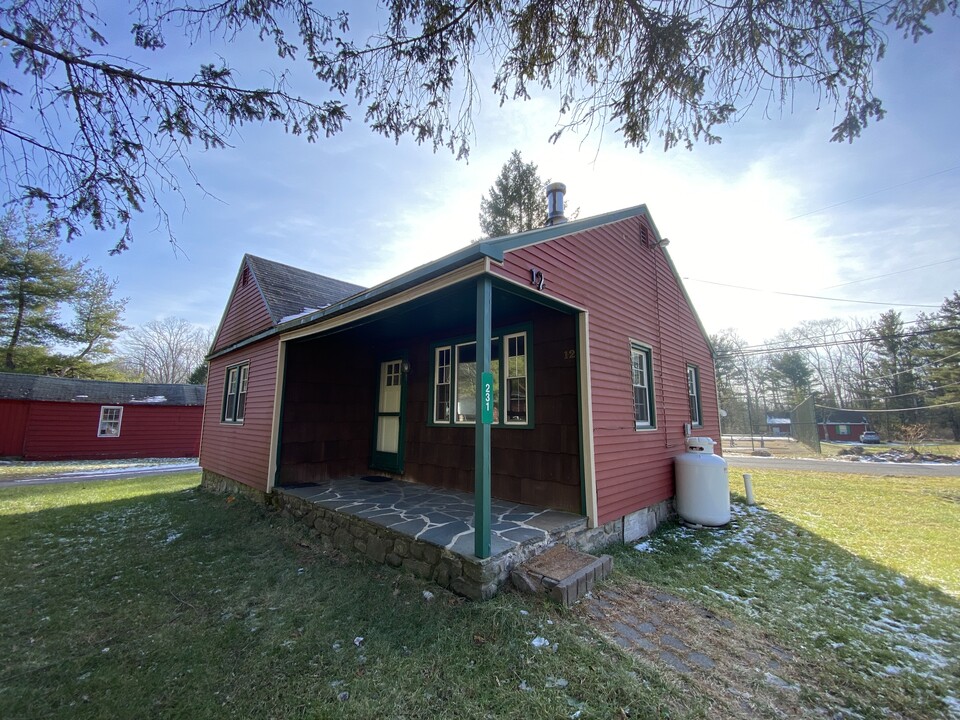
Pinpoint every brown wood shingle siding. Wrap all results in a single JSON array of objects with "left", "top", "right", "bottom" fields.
[
  {"left": 212, "top": 264, "right": 273, "bottom": 352},
  {"left": 277, "top": 304, "right": 582, "bottom": 512},
  {"left": 493, "top": 215, "right": 720, "bottom": 524},
  {"left": 199, "top": 337, "right": 280, "bottom": 492}
]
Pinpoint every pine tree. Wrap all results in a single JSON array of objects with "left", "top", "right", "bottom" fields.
[
  {"left": 0, "top": 213, "right": 80, "bottom": 369},
  {"left": 479, "top": 151, "right": 544, "bottom": 239}
]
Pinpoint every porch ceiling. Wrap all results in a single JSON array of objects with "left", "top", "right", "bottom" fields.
[{"left": 285, "top": 276, "right": 577, "bottom": 347}]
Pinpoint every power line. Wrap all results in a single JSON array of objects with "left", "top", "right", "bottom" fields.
[
  {"left": 685, "top": 277, "right": 941, "bottom": 308},
  {"left": 821, "top": 257, "right": 960, "bottom": 290},
  {"left": 715, "top": 326, "right": 960, "bottom": 359},
  {"left": 816, "top": 400, "right": 960, "bottom": 413},
  {"left": 785, "top": 164, "right": 960, "bottom": 221}
]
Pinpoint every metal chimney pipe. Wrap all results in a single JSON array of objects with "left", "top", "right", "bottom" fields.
[{"left": 545, "top": 182, "right": 567, "bottom": 226}]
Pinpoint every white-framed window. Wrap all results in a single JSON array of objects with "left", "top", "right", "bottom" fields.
[
  {"left": 504, "top": 332, "right": 528, "bottom": 424},
  {"left": 222, "top": 362, "right": 249, "bottom": 423},
  {"left": 687, "top": 365, "right": 702, "bottom": 426},
  {"left": 433, "top": 346, "right": 452, "bottom": 422},
  {"left": 97, "top": 406, "right": 123, "bottom": 437},
  {"left": 430, "top": 330, "right": 529, "bottom": 427},
  {"left": 631, "top": 343, "right": 655, "bottom": 429},
  {"left": 837, "top": 424, "right": 850, "bottom": 436}
]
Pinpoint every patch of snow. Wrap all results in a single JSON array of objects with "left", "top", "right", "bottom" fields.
[
  {"left": 633, "top": 540, "right": 657, "bottom": 552},
  {"left": 278, "top": 307, "right": 322, "bottom": 323},
  {"left": 130, "top": 395, "right": 167, "bottom": 404},
  {"left": 164, "top": 532, "right": 182, "bottom": 544},
  {"left": 531, "top": 636, "right": 550, "bottom": 648}
]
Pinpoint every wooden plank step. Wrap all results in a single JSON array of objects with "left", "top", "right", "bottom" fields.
[{"left": 511, "top": 544, "right": 613, "bottom": 606}]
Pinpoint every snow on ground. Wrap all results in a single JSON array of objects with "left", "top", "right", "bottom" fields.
[{"left": 632, "top": 502, "right": 960, "bottom": 712}]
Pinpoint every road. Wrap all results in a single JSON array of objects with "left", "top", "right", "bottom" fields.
[
  {"left": 0, "top": 462, "right": 200, "bottom": 488},
  {"left": 725, "top": 455, "right": 960, "bottom": 477}
]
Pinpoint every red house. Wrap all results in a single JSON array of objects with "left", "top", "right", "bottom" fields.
[
  {"left": 200, "top": 195, "right": 720, "bottom": 598},
  {"left": 816, "top": 408, "right": 869, "bottom": 442},
  {"left": 0, "top": 373, "right": 205, "bottom": 460}
]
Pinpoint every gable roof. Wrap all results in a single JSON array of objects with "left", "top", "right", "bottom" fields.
[
  {"left": 0, "top": 373, "right": 206, "bottom": 406},
  {"left": 211, "top": 203, "right": 714, "bottom": 358},
  {"left": 816, "top": 407, "right": 869, "bottom": 424},
  {"left": 245, "top": 255, "right": 367, "bottom": 324}
]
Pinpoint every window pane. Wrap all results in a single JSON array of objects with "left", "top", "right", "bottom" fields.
[
  {"left": 454, "top": 341, "right": 498, "bottom": 423},
  {"left": 687, "top": 367, "right": 700, "bottom": 425},
  {"left": 456, "top": 343, "right": 476, "bottom": 422},
  {"left": 632, "top": 348, "right": 652, "bottom": 427},
  {"left": 434, "top": 347, "right": 451, "bottom": 422},
  {"left": 504, "top": 333, "right": 527, "bottom": 423}
]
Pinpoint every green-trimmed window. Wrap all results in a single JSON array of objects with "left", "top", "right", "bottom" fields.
[
  {"left": 631, "top": 343, "right": 655, "bottom": 429},
  {"left": 431, "top": 330, "right": 530, "bottom": 427},
  {"left": 222, "top": 362, "right": 249, "bottom": 423},
  {"left": 687, "top": 365, "right": 702, "bottom": 427}
]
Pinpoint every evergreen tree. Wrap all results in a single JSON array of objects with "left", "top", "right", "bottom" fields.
[
  {"left": 479, "top": 151, "right": 545, "bottom": 239},
  {"left": 0, "top": 212, "right": 80, "bottom": 369},
  {"left": 925, "top": 292, "right": 960, "bottom": 440},
  {"left": 0, "top": 212, "right": 128, "bottom": 375}
]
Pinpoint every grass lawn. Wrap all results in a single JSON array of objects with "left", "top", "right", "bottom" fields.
[{"left": 1, "top": 469, "right": 957, "bottom": 719}]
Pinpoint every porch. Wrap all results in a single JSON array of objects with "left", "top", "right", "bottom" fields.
[
  {"left": 270, "top": 475, "right": 616, "bottom": 599},
  {"left": 275, "top": 273, "right": 592, "bottom": 564}
]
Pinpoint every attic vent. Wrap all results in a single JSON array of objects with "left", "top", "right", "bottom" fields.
[
  {"left": 639, "top": 224, "right": 649, "bottom": 246},
  {"left": 241, "top": 267, "right": 251, "bottom": 287}
]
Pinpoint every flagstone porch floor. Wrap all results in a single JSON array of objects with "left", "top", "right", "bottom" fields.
[{"left": 278, "top": 476, "right": 586, "bottom": 559}]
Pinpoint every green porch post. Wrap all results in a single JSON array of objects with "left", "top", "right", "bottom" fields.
[{"left": 474, "top": 275, "right": 492, "bottom": 559}]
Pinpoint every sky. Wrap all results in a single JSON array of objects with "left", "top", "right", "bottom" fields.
[{"left": 41, "top": 9, "right": 960, "bottom": 347}]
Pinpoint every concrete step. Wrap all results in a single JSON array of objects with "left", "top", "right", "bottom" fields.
[{"left": 511, "top": 544, "right": 613, "bottom": 606}]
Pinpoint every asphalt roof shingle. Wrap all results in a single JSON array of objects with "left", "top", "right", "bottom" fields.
[
  {"left": 0, "top": 373, "right": 206, "bottom": 405},
  {"left": 245, "top": 255, "right": 367, "bottom": 324}
]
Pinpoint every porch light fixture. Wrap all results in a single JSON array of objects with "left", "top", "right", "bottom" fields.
[
  {"left": 652, "top": 237, "right": 670, "bottom": 248},
  {"left": 401, "top": 360, "right": 411, "bottom": 374}
]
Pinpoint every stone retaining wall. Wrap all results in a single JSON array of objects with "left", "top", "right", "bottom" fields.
[{"left": 200, "top": 470, "right": 675, "bottom": 600}]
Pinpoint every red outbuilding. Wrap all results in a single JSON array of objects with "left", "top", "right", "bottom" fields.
[
  {"left": 202, "top": 191, "right": 719, "bottom": 547},
  {"left": 0, "top": 373, "right": 205, "bottom": 460}
]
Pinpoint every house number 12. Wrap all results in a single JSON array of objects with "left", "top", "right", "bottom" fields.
[{"left": 530, "top": 268, "right": 546, "bottom": 291}]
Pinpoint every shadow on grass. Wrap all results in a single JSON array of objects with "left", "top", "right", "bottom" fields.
[
  {"left": 605, "top": 499, "right": 960, "bottom": 720},
  {"left": 0, "top": 481, "right": 688, "bottom": 720}
]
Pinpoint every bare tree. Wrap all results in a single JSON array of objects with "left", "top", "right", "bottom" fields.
[{"left": 121, "top": 317, "right": 212, "bottom": 384}]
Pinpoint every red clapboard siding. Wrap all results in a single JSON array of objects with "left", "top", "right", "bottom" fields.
[
  {"left": 0, "top": 400, "right": 30, "bottom": 457},
  {"left": 492, "top": 214, "right": 721, "bottom": 524},
  {"left": 212, "top": 263, "right": 273, "bottom": 352},
  {"left": 200, "top": 337, "right": 280, "bottom": 492},
  {"left": 13, "top": 402, "right": 202, "bottom": 460}
]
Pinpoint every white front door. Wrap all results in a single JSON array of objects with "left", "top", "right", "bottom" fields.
[{"left": 371, "top": 359, "right": 405, "bottom": 472}]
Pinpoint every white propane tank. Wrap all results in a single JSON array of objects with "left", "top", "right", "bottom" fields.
[{"left": 674, "top": 437, "right": 730, "bottom": 526}]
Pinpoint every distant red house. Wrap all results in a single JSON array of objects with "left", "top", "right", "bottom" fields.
[
  {"left": 816, "top": 408, "right": 869, "bottom": 442},
  {"left": 200, "top": 196, "right": 720, "bottom": 555},
  {"left": 0, "top": 373, "right": 205, "bottom": 460}
]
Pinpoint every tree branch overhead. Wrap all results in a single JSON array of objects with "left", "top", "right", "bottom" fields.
[{"left": 0, "top": 0, "right": 954, "bottom": 251}]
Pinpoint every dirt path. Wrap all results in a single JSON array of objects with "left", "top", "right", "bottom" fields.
[{"left": 578, "top": 582, "right": 836, "bottom": 719}]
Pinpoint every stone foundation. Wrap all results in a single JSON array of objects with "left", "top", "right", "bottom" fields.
[{"left": 201, "top": 470, "right": 675, "bottom": 600}]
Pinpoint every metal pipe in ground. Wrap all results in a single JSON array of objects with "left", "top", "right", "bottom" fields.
[{"left": 743, "top": 473, "right": 755, "bottom": 505}]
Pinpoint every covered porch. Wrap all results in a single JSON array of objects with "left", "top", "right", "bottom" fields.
[{"left": 273, "top": 269, "right": 597, "bottom": 563}]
